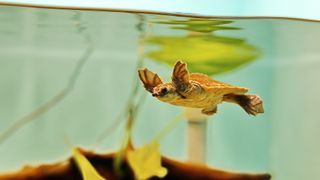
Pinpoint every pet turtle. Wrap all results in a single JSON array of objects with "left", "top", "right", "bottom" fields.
[{"left": 138, "top": 61, "right": 264, "bottom": 116}]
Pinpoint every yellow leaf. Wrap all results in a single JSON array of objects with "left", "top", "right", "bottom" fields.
[
  {"left": 72, "top": 148, "right": 106, "bottom": 180},
  {"left": 127, "top": 141, "right": 167, "bottom": 180}
]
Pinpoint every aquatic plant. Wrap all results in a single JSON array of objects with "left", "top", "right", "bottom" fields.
[
  {"left": 145, "top": 18, "right": 260, "bottom": 75},
  {"left": 155, "top": 19, "right": 241, "bottom": 33}
]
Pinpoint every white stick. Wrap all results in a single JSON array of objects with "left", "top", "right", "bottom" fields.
[{"left": 185, "top": 108, "right": 208, "bottom": 163}]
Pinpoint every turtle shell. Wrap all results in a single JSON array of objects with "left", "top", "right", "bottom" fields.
[{"left": 189, "top": 73, "right": 248, "bottom": 95}]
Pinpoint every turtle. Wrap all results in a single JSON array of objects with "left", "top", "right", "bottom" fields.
[{"left": 138, "top": 61, "right": 264, "bottom": 116}]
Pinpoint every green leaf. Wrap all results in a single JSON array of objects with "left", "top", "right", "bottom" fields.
[{"left": 72, "top": 148, "right": 106, "bottom": 180}]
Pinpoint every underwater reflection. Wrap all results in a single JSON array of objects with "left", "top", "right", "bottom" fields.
[{"left": 145, "top": 19, "right": 260, "bottom": 75}]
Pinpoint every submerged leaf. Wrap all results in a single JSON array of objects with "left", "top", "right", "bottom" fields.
[
  {"left": 127, "top": 141, "right": 167, "bottom": 180},
  {"left": 72, "top": 148, "right": 106, "bottom": 180}
]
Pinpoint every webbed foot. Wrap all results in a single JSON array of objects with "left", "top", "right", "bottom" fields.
[{"left": 237, "top": 95, "right": 264, "bottom": 116}]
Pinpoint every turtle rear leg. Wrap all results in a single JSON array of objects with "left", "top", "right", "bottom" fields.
[
  {"left": 223, "top": 94, "right": 264, "bottom": 116},
  {"left": 201, "top": 106, "right": 217, "bottom": 115}
]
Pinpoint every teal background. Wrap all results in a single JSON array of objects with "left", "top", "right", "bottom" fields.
[{"left": 0, "top": 5, "right": 320, "bottom": 180}]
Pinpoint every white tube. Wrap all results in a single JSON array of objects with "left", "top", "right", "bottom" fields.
[{"left": 185, "top": 108, "right": 208, "bottom": 163}]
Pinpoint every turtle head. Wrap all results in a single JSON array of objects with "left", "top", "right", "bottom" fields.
[{"left": 152, "top": 83, "right": 179, "bottom": 102}]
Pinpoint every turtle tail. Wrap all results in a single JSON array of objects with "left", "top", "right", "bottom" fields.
[{"left": 223, "top": 94, "right": 264, "bottom": 116}]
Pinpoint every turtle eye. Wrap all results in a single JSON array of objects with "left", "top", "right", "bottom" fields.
[{"left": 160, "top": 88, "right": 168, "bottom": 95}]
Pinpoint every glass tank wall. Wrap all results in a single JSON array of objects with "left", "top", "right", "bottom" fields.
[{"left": 0, "top": 4, "right": 320, "bottom": 180}]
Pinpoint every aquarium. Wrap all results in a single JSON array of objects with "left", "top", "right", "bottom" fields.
[{"left": 0, "top": 2, "right": 320, "bottom": 180}]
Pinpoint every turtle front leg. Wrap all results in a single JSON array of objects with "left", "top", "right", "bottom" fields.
[
  {"left": 201, "top": 106, "right": 217, "bottom": 115},
  {"left": 172, "top": 61, "right": 191, "bottom": 94}
]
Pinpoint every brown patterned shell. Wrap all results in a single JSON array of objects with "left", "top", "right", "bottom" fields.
[{"left": 189, "top": 73, "right": 248, "bottom": 95}]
